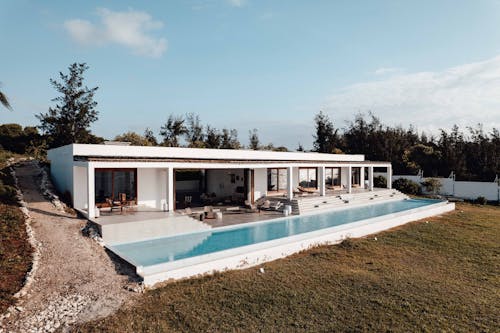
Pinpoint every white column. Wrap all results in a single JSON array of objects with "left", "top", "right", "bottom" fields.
[
  {"left": 368, "top": 166, "right": 374, "bottom": 191},
  {"left": 387, "top": 165, "right": 392, "bottom": 189},
  {"left": 87, "top": 162, "right": 95, "bottom": 219},
  {"left": 347, "top": 166, "right": 352, "bottom": 194},
  {"left": 360, "top": 166, "right": 365, "bottom": 189},
  {"left": 287, "top": 166, "right": 293, "bottom": 199},
  {"left": 246, "top": 169, "right": 253, "bottom": 203},
  {"left": 167, "top": 167, "right": 174, "bottom": 211},
  {"left": 319, "top": 166, "right": 326, "bottom": 196}
]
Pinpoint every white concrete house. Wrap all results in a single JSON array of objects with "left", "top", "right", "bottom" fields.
[{"left": 47, "top": 143, "right": 393, "bottom": 219}]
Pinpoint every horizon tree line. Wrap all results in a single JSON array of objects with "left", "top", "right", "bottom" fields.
[{"left": 2, "top": 62, "right": 499, "bottom": 181}]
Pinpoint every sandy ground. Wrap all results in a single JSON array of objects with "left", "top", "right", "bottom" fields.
[{"left": 1, "top": 162, "right": 137, "bottom": 333}]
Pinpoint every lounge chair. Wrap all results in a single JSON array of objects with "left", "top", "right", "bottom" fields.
[
  {"left": 259, "top": 200, "right": 283, "bottom": 211},
  {"left": 297, "top": 186, "right": 318, "bottom": 194}
]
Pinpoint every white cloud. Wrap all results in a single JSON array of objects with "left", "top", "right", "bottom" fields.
[
  {"left": 325, "top": 55, "right": 500, "bottom": 134},
  {"left": 373, "top": 67, "right": 403, "bottom": 75},
  {"left": 64, "top": 8, "right": 167, "bottom": 58},
  {"left": 227, "top": 0, "right": 246, "bottom": 7}
]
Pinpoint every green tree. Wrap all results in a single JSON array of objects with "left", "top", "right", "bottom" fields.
[
  {"left": 248, "top": 128, "right": 259, "bottom": 150},
  {"left": 0, "top": 83, "right": 12, "bottom": 110},
  {"left": 421, "top": 178, "right": 442, "bottom": 194},
  {"left": 160, "top": 115, "right": 186, "bottom": 147},
  {"left": 403, "top": 144, "right": 442, "bottom": 176},
  {"left": 220, "top": 128, "right": 240, "bottom": 149},
  {"left": 0, "top": 124, "right": 42, "bottom": 154},
  {"left": 313, "top": 111, "right": 340, "bottom": 153},
  {"left": 144, "top": 127, "right": 158, "bottom": 146},
  {"left": 205, "top": 126, "right": 221, "bottom": 148},
  {"left": 114, "top": 131, "right": 153, "bottom": 146},
  {"left": 36, "top": 63, "right": 99, "bottom": 148},
  {"left": 185, "top": 113, "right": 205, "bottom": 148}
]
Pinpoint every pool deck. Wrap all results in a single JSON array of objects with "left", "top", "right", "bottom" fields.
[
  {"left": 87, "top": 205, "right": 284, "bottom": 228},
  {"left": 87, "top": 187, "right": 383, "bottom": 228}
]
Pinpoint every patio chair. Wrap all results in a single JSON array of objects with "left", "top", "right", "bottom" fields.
[
  {"left": 244, "top": 200, "right": 259, "bottom": 213},
  {"left": 106, "top": 198, "right": 123, "bottom": 212},
  {"left": 203, "top": 206, "right": 216, "bottom": 219},
  {"left": 244, "top": 199, "right": 255, "bottom": 209},
  {"left": 184, "top": 195, "right": 192, "bottom": 208}
]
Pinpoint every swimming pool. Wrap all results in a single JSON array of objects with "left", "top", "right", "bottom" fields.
[{"left": 110, "top": 198, "right": 441, "bottom": 268}]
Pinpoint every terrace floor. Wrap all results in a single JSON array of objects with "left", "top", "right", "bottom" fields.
[
  {"left": 85, "top": 205, "right": 285, "bottom": 229},
  {"left": 84, "top": 187, "right": 388, "bottom": 229}
]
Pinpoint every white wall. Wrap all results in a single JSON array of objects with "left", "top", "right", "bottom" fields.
[
  {"left": 340, "top": 167, "right": 349, "bottom": 188},
  {"left": 137, "top": 168, "right": 165, "bottom": 209},
  {"left": 47, "top": 145, "right": 75, "bottom": 205},
  {"left": 453, "top": 181, "right": 499, "bottom": 200},
  {"left": 292, "top": 167, "right": 299, "bottom": 189},
  {"left": 206, "top": 169, "right": 244, "bottom": 199},
  {"left": 254, "top": 168, "right": 267, "bottom": 199},
  {"left": 387, "top": 173, "right": 500, "bottom": 201},
  {"left": 73, "top": 166, "right": 87, "bottom": 210}
]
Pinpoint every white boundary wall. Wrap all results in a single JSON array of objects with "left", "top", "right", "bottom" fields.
[
  {"left": 376, "top": 172, "right": 500, "bottom": 201},
  {"left": 108, "top": 201, "right": 455, "bottom": 287}
]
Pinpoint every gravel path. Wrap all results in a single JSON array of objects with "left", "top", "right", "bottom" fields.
[{"left": 1, "top": 162, "right": 137, "bottom": 333}]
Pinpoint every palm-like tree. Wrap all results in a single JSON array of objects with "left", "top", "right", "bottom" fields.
[
  {"left": 0, "top": 83, "right": 12, "bottom": 110},
  {"left": 159, "top": 115, "right": 187, "bottom": 147}
]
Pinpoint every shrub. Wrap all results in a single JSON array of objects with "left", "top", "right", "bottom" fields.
[
  {"left": 373, "top": 175, "right": 387, "bottom": 188},
  {"left": 0, "top": 181, "right": 18, "bottom": 205},
  {"left": 421, "top": 178, "right": 442, "bottom": 194},
  {"left": 475, "top": 196, "right": 487, "bottom": 205},
  {"left": 392, "top": 178, "right": 420, "bottom": 195}
]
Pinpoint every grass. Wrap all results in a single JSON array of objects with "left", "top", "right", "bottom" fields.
[
  {"left": 73, "top": 203, "right": 499, "bottom": 332},
  {"left": 0, "top": 159, "right": 32, "bottom": 314},
  {"left": 75, "top": 204, "right": 498, "bottom": 331}
]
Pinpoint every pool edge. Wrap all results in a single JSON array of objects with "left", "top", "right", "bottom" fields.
[{"left": 139, "top": 201, "right": 455, "bottom": 288}]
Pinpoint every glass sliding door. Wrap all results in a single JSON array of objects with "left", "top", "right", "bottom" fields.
[
  {"left": 95, "top": 171, "right": 113, "bottom": 204},
  {"left": 352, "top": 167, "right": 361, "bottom": 187},
  {"left": 113, "top": 170, "right": 136, "bottom": 199},
  {"left": 299, "top": 168, "right": 317, "bottom": 188},
  {"left": 267, "top": 168, "right": 287, "bottom": 192},
  {"left": 95, "top": 168, "right": 137, "bottom": 206},
  {"left": 325, "top": 167, "right": 341, "bottom": 187}
]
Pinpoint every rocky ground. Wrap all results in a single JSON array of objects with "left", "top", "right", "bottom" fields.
[{"left": 0, "top": 161, "right": 139, "bottom": 333}]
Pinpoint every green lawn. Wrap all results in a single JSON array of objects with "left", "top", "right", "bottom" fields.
[{"left": 72, "top": 203, "right": 498, "bottom": 332}]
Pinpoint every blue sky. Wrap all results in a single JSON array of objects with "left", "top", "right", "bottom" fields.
[{"left": 2, "top": 0, "right": 500, "bottom": 149}]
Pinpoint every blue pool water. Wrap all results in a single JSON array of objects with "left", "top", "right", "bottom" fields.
[{"left": 112, "top": 199, "right": 439, "bottom": 267}]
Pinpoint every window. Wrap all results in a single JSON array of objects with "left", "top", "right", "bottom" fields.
[
  {"left": 299, "top": 168, "right": 317, "bottom": 188},
  {"left": 95, "top": 169, "right": 137, "bottom": 205},
  {"left": 325, "top": 167, "right": 341, "bottom": 186},
  {"left": 267, "top": 168, "right": 287, "bottom": 191}
]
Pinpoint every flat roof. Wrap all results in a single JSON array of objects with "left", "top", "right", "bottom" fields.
[{"left": 48, "top": 143, "right": 367, "bottom": 163}]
